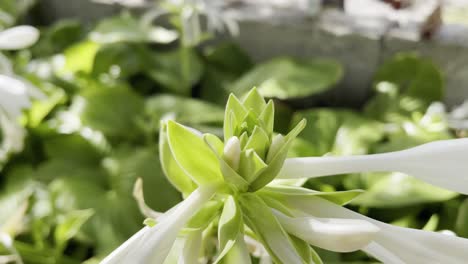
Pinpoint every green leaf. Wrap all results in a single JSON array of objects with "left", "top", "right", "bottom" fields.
[
  {"left": 31, "top": 19, "right": 85, "bottom": 57},
  {"left": 105, "top": 146, "right": 182, "bottom": 211},
  {"left": 167, "top": 121, "right": 223, "bottom": 185},
  {"left": 160, "top": 123, "right": 197, "bottom": 195},
  {"left": 231, "top": 57, "right": 342, "bottom": 100},
  {"left": 43, "top": 134, "right": 104, "bottom": 166},
  {"left": 146, "top": 48, "right": 203, "bottom": 95},
  {"left": 199, "top": 42, "right": 253, "bottom": 105},
  {"left": 186, "top": 200, "right": 223, "bottom": 231},
  {"left": 90, "top": 12, "right": 177, "bottom": 44},
  {"left": 80, "top": 85, "right": 144, "bottom": 140},
  {"left": 373, "top": 53, "right": 444, "bottom": 103},
  {"left": 239, "top": 193, "right": 303, "bottom": 264},
  {"left": 350, "top": 172, "right": 458, "bottom": 208},
  {"left": 214, "top": 196, "right": 243, "bottom": 264},
  {"left": 92, "top": 43, "right": 147, "bottom": 79},
  {"left": 54, "top": 209, "right": 94, "bottom": 253},
  {"left": 61, "top": 41, "right": 100, "bottom": 75},
  {"left": 289, "top": 109, "right": 384, "bottom": 157},
  {"left": 146, "top": 94, "right": 224, "bottom": 130},
  {"left": 28, "top": 89, "right": 66, "bottom": 127}
]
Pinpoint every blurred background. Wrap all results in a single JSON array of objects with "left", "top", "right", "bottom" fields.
[{"left": 0, "top": 0, "right": 468, "bottom": 263}]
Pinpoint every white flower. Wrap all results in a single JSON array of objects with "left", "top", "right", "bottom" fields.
[
  {"left": 284, "top": 195, "right": 468, "bottom": 263},
  {"left": 278, "top": 138, "right": 468, "bottom": 194},
  {"left": 0, "top": 75, "right": 45, "bottom": 119},
  {"left": 0, "top": 111, "right": 25, "bottom": 161},
  {"left": 0, "top": 26, "right": 39, "bottom": 50},
  {"left": 101, "top": 186, "right": 217, "bottom": 264},
  {"left": 274, "top": 210, "right": 380, "bottom": 252}
]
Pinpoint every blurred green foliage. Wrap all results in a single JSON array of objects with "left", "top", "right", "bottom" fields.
[{"left": 0, "top": 2, "right": 466, "bottom": 263}]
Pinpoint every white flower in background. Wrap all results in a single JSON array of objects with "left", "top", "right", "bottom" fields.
[
  {"left": 100, "top": 89, "right": 468, "bottom": 263},
  {"left": 0, "top": 25, "right": 43, "bottom": 161},
  {"left": 0, "top": 25, "right": 39, "bottom": 50},
  {"left": 448, "top": 100, "right": 468, "bottom": 131}
]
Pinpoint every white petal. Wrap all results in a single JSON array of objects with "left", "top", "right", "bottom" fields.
[
  {"left": 274, "top": 211, "right": 379, "bottom": 252},
  {"left": 101, "top": 186, "right": 216, "bottom": 264},
  {"left": 285, "top": 195, "right": 468, "bottom": 263},
  {"left": 223, "top": 136, "right": 240, "bottom": 170},
  {"left": 279, "top": 138, "right": 468, "bottom": 194},
  {"left": 0, "top": 74, "right": 45, "bottom": 119},
  {"left": 0, "top": 26, "right": 40, "bottom": 50}
]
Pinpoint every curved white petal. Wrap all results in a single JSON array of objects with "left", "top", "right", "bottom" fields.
[
  {"left": 274, "top": 211, "right": 379, "bottom": 252},
  {"left": 0, "top": 26, "right": 40, "bottom": 50},
  {"left": 101, "top": 186, "right": 216, "bottom": 264},
  {"left": 285, "top": 195, "right": 468, "bottom": 263},
  {"left": 279, "top": 138, "right": 468, "bottom": 194}
]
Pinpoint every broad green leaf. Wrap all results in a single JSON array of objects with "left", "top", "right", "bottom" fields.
[
  {"left": 43, "top": 134, "right": 104, "bottom": 166},
  {"left": 146, "top": 48, "right": 203, "bottom": 95},
  {"left": 80, "top": 85, "right": 144, "bottom": 140},
  {"left": 289, "top": 109, "right": 383, "bottom": 157},
  {"left": 28, "top": 89, "right": 66, "bottom": 127},
  {"left": 90, "top": 12, "right": 177, "bottom": 44},
  {"left": 167, "top": 121, "right": 223, "bottom": 185},
  {"left": 239, "top": 193, "right": 303, "bottom": 264},
  {"left": 351, "top": 172, "right": 458, "bottom": 208},
  {"left": 214, "top": 196, "right": 243, "bottom": 263},
  {"left": 105, "top": 146, "right": 181, "bottom": 211},
  {"left": 203, "top": 42, "right": 253, "bottom": 76},
  {"left": 92, "top": 43, "right": 147, "bottom": 79},
  {"left": 146, "top": 94, "right": 224, "bottom": 130},
  {"left": 231, "top": 57, "right": 343, "bottom": 99},
  {"left": 373, "top": 53, "right": 443, "bottom": 103},
  {"left": 54, "top": 209, "right": 94, "bottom": 253},
  {"left": 160, "top": 123, "right": 196, "bottom": 195},
  {"left": 62, "top": 41, "right": 100, "bottom": 74},
  {"left": 200, "top": 42, "right": 253, "bottom": 105},
  {"left": 31, "top": 19, "right": 84, "bottom": 57}
]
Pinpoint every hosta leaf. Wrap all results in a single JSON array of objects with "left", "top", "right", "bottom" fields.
[{"left": 231, "top": 57, "right": 342, "bottom": 100}]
